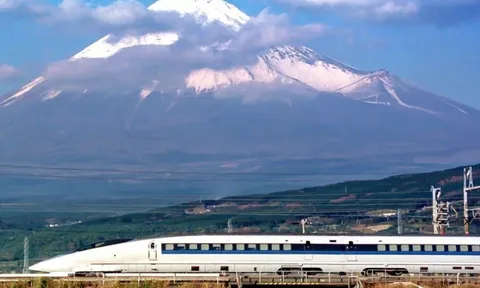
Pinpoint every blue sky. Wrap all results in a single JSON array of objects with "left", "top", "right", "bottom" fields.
[{"left": 0, "top": 0, "right": 479, "bottom": 108}]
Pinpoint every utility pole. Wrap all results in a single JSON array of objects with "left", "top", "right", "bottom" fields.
[
  {"left": 227, "top": 218, "right": 233, "bottom": 233},
  {"left": 22, "top": 237, "right": 29, "bottom": 274},
  {"left": 432, "top": 186, "right": 441, "bottom": 234},
  {"left": 463, "top": 166, "right": 480, "bottom": 235},
  {"left": 437, "top": 202, "right": 449, "bottom": 235},
  {"left": 300, "top": 219, "right": 308, "bottom": 234},
  {"left": 432, "top": 185, "right": 459, "bottom": 235},
  {"left": 397, "top": 209, "right": 403, "bottom": 235}
]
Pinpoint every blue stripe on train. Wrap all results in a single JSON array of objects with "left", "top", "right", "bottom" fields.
[{"left": 161, "top": 250, "right": 480, "bottom": 255}]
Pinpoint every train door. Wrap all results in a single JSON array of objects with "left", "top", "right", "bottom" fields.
[
  {"left": 345, "top": 241, "right": 357, "bottom": 262},
  {"left": 304, "top": 241, "right": 313, "bottom": 260},
  {"left": 148, "top": 241, "right": 158, "bottom": 261}
]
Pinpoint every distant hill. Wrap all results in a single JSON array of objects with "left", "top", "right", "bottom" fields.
[{"left": 1, "top": 162, "right": 480, "bottom": 272}]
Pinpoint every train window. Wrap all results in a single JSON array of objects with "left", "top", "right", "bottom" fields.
[
  {"left": 201, "top": 244, "right": 209, "bottom": 250},
  {"left": 306, "top": 241, "right": 312, "bottom": 250},
  {"left": 460, "top": 245, "right": 468, "bottom": 252},
  {"left": 389, "top": 245, "right": 397, "bottom": 251},
  {"left": 346, "top": 241, "right": 354, "bottom": 251},
  {"left": 220, "top": 266, "right": 229, "bottom": 272},
  {"left": 165, "top": 244, "right": 174, "bottom": 250},
  {"left": 272, "top": 244, "right": 280, "bottom": 250},
  {"left": 260, "top": 244, "right": 268, "bottom": 250},
  {"left": 212, "top": 244, "right": 221, "bottom": 250},
  {"left": 188, "top": 244, "right": 198, "bottom": 250},
  {"left": 150, "top": 242, "right": 155, "bottom": 249},
  {"left": 448, "top": 245, "right": 457, "bottom": 252},
  {"left": 291, "top": 244, "right": 304, "bottom": 251},
  {"left": 225, "top": 244, "right": 233, "bottom": 250},
  {"left": 191, "top": 266, "right": 200, "bottom": 272},
  {"left": 236, "top": 244, "right": 245, "bottom": 250},
  {"left": 362, "top": 245, "right": 377, "bottom": 251},
  {"left": 424, "top": 245, "right": 433, "bottom": 252},
  {"left": 246, "top": 244, "right": 257, "bottom": 250},
  {"left": 472, "top": 245, "right": 480, "bottom": 252},
  {"left": 413, "top": 245, "right": 421, "bottom": 252},
  {"left": 401, "top": 245, "right": 409, "bottom": 251},
  {"left": 420, "top": 267, "right": 428, "bottom": 273},
  {"left": 436, "top": 245, "right": 445, "bottom": 252},
  {"left": 377, "top": 244, "right": 386, "bottom": 251},
  {"left": 175, "top": 244, "right": 186, "bottom": 250},
  {"left": 283, "top": 244, "right": 291, "bottom": 251}
]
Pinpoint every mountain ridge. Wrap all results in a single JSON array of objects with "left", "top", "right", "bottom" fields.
[{"left": 1, "top": 0, "right": 476, "bottom": 118}]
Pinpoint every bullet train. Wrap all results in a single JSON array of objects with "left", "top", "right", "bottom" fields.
[{"left": 29, "top": 234, "right": 480, "bottom": 276}]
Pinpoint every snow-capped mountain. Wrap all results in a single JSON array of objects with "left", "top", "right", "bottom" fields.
[{"left": 0, "top": 0, "right": 479, "bottom": 188}]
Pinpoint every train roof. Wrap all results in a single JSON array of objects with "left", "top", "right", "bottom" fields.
[
  {"left": 74, "top": 238, "right": 133, "bottom": 252},
  {"left": 124, "top": 234, "right": 480, "bottom": 245}
]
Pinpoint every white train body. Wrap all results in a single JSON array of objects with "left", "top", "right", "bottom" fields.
[{"left": 29, "top": 235, "right": 480, "bottom": 275}]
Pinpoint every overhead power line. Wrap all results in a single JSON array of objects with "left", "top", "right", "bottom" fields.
[{"left": 0, "top": 163, "right": 422, "bottom": 177}]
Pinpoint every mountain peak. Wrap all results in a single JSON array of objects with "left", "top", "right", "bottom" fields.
[
  {"left": 262, "top": 45, "right": 368, "bottom": 76},
  {"left": 149, "top": 0, "right": 250, "bottom": 31},
  {"left": 71, "top": 0, "right": 250, "bottom": 60}
]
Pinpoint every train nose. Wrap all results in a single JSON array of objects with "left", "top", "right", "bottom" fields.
[
  {"left": 29, "top": 256, "right": 71, "bottom": 273},
  {"left": 29, "top": 261, "right": 51, "bottom": 272}
]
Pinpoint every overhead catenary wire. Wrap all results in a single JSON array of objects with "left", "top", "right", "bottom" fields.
[
  {"left": 0, "top": 194, "right": 471, "bottom": 204},
  {"left": 0, "top": 172, "right": 397, "bottom": 183},
  {"left": 0, "top": 163, "right": 435, "bottom": 176},
  {"left": 1, "top": 195, "right": 476, "bottom": 214},
  {"left": 0, "top": 199, "right": 472, "bottom": 211}
]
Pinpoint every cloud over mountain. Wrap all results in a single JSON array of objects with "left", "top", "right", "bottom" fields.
[
  {"left": 0, "top": 64, "right": 19, "bottom": 82},
  {"left": 40, "top": 8, "right": 329, "bottom": 93},
  {"left": 0, "top": 0, "right": 195, "bottom": 33}
]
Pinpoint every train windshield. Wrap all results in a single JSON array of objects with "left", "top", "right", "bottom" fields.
[{"left": 74, "top": 238, "right": 132, "bottom": 252}]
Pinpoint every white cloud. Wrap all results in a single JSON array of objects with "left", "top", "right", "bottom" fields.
[
  {"left": 374, "top": 1, "right": 418, "bottom": 17},
  {"left": 230, "top": 9, "right": 329, "bottom": 51},
  {"left": 40, "top": 9, "right": 330, "bottom": 93},
  {"left": 0, "top": 0, "right": 17, "bottom": 9},
  {"left": 0, "top": 0, "right": 172, "bottom": 30},
  {"left": 0, "top": 64, "right": 19, "bottom": 81},
  {"left": 275, "top": 0, "right": 480, "bottom": 24},
  {"left": 51, "top": 0, "right": 150, "bottom": 26},
  {"left": 278, "top": 0, "right": 418, "bottom": 18}
]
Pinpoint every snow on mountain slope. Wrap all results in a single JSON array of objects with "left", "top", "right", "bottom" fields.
[
  {"left": 335, "top": 70, "right": 436, "bottom": 113},
  {"left": 71, "top": 33, "right": 180, "bottom": 60},
  {"left": 149, "top": 0, "right": 250, "bottom": 31},
  {"left": 186, "top": 46, "right": 368, "bottom": 93},
  {"left": 334, "top": 69, "right": 478, "bottom": 116},
  {"left": 261, "top": 46, "right": 369, "bottom": 92},
  {"left": 74, "top": 0, "right": 249, "bottom": 60},
  {"left": 72, "top": 0, "right": 249, "bottom": 60}
]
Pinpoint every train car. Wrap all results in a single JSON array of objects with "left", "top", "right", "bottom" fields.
[{"left": 29, "top": 234, "right": 480, "bottom": 276}]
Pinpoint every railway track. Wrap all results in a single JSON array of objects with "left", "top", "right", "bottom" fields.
[{"left": 0, "top": 272, "right": 479, "bottom": 287}]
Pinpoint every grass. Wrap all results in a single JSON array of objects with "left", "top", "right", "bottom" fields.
[
  {"left": 2, "top": 278, "right": 480, "bottom": 288},
  {"left": 371, "top": 285, "right": 480, "bottom": 288},
  {"left": 0, "top": 280, "right": 225, "bottom": 288}
]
